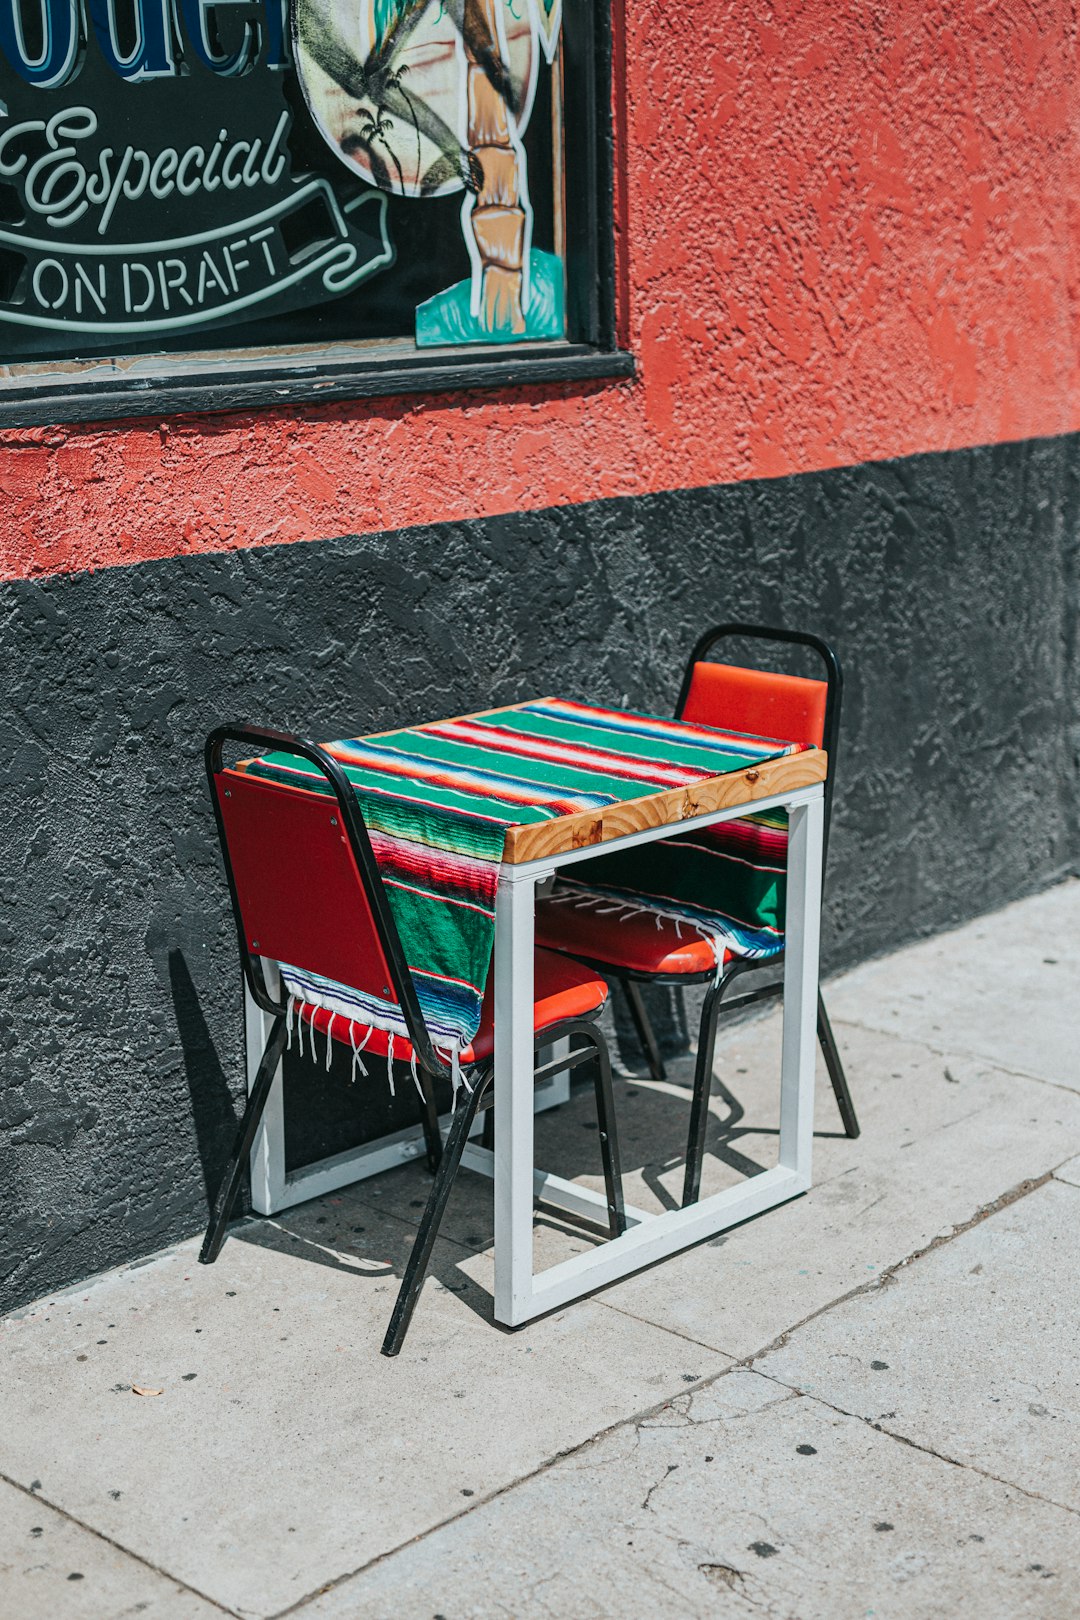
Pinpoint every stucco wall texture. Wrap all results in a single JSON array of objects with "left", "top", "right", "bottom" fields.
[
  {"left": 3, "top": 0, "right": 1080, "bottom": 580},
  {"left": 3, "top": 437, "right": 1079, "bottom": 1311}
]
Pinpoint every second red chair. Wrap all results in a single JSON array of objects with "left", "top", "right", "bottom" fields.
[{"left": 535, "top": 623, "right": 860, "bottom": 1207}]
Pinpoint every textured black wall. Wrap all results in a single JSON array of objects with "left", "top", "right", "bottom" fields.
[{"left": 3, "top": 432, "right": 1078, "bottom": 1312}]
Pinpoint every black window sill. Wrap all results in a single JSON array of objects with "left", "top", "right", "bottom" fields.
[{"left": 0, "top": 342, "right": 635, "bottom": 430}]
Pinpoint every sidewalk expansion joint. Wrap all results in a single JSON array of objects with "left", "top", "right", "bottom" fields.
[
  {"left": 218, "top": 1161, "right": 1065, "bottom": 1619},
  {"left": 829, "top": 1016, "right": 1080, "bottom": 1097},
  {"left": 268, "top": 1364, "right": 774, "bottom": 1618},
  {"left": 750, "top": 1372, "right": 1080, "bottom": 1522},
  {"left": 59, "top": 1155, "right": 1061, "bottom": 1619},
  {"left": 595, "top": 1297, "right": 732, "bottom": 1355},
  {"left": 0, "top": 1468, "right": 241, "bottom": 1618},
  {"left": 736, "top": 1168, "right": 1055, "bottom": 1368},
  {"left": 593, "top": 1168, "right": 1058, "bottom": 1369}
]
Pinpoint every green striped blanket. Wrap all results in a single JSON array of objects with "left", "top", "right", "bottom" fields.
[
  {"left": 550, "top": 804, "right": 792, "bottom": 962},
  {"left": 235, "top": 698, "right": 803, "bottom": 1056}
]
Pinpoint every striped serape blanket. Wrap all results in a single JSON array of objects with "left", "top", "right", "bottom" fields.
[
  {"left": 235, "top": 697, "right": 803, "bottom": 1066},
  {"left": 547, "top": 804, "right": 790, "bottom": 965}
]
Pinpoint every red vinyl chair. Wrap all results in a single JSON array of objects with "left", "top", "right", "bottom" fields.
[
  {"left": 201, "top": 724, "right": 625, "bottom": 1356},
  {"left": 535, "top": 624, "right": 859, "bottom": 1207}
]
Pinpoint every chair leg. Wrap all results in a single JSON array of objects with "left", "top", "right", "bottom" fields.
[
  {"left": 199, "top": 1015, "right": 287, "bottom": 1265},
  {"left": 681, "top": 980, "right": 727, "bottom": 1207},
  {"left": 622, "top": 978, "right": 667, "bottom": 1083},
  {"left": 583, "top": 1031, "right": 626, "bottom": 1237},
  {"left": 817, "top": 992, "right": 860, "bottom": 1139},
  {"left": 417, "top": 1070, "right": 444, "bottom": 1173},
  {"left": 382, "top": 1071, "right": 489, "bottom": 1357}
]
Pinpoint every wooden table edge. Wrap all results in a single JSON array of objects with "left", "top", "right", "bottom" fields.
[
  {"left": 501, "top": 747, "right": 828, "bottom": 864},
  {"left": 226, "top": 708, "right": 826, "bottom": 870}
]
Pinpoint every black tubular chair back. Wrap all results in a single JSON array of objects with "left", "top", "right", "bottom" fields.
[
  {"left": 675, "top": 623, "right": 842, "bottom": 860},
  {"left": 206, "top": 723, "right": 445, "bottom": 1073}
]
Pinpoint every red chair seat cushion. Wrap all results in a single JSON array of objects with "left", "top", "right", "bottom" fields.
[
  {"left": 296, "top": 947, "right": 607, "bottom": 1067},
  {"left": 535, "top": 897, "right": 727, "bottom": 977}
]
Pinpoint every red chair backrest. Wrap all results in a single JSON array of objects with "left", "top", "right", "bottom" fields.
[
  {"left": 680, "top": 660, "right": 828, "bottom": 750},
  {"left": 214, "top": 768, "right": 396, "bottom": 1001}
]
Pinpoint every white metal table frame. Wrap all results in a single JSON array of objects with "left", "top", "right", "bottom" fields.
[
  {"left": 491, "top": 780, "right": 824, "bottom": 1327},
  {"left": 240, "top": 778, "right": 823, "bottom": 1326}
]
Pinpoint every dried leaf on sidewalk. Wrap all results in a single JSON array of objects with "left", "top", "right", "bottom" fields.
[{"left": 131, "top": 1384, "right": 163, "bottom": 1397}]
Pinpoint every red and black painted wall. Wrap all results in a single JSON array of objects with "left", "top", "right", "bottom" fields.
[{"left": 2, "top": 0, "right": 1078, "bottom": 1310}]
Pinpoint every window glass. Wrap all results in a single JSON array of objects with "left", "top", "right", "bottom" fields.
[{"left": 0, "top": 0, "right": 568, "bottom": 364}]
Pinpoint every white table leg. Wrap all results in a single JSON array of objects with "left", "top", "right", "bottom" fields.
[
  {"left": 778, "top": 792, "right": 824, "bottom": 1187},
  {"left": 493, "top": 868, "right": 538, "bottom": 1326},
  {"left": 246, "top": 960, "right": 286, "bottom": 1216}
]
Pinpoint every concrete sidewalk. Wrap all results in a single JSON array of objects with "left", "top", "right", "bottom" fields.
[{"left": 3, "top": 880, "right": 1078, "bottom": 1619}]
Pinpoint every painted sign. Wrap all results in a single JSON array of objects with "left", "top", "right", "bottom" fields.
[
  {"left": 294, "top": 0, "right": 563, "bottom": 345},
  {"left": 0, "top": 0, "right": 565, "bottom": 361}
]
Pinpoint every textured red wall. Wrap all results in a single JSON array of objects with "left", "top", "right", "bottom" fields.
[{"left": 3, "top": 0, "right": 1077, "bottom": 581}]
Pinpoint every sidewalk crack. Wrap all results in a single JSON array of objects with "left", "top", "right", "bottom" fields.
[
  {"left": 267, "top": 1363, "right": 778, "bottom": 1618},
  {"left": 0, "top": 1470, "right": 240, "bottom": 1617}
]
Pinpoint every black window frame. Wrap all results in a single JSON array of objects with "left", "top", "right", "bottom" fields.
[{"left": 0, "top": 0, "right": 631, "bottom": 428}]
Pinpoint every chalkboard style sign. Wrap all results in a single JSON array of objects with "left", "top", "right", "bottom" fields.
[{"left": 0, "top": 0, "right": 573, "bottom": 367}]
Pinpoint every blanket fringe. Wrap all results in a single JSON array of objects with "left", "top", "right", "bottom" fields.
[
  {"left": 349, "top": 1020, "right": 372, "bottom": 1084},
  {"left": 551, "top": 880, "right": 732, "bottom": 982},
  {"left": 278, "top": 969, "right": 484, "bottom": 1112}
]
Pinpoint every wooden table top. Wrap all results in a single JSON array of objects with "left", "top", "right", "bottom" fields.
[{"left": 366, "top": 699, "right": 827, "bottom": 866}]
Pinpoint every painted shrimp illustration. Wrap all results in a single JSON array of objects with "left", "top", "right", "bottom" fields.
[{"left": 292, "top": 0, "right": 563, "bottom": 344}]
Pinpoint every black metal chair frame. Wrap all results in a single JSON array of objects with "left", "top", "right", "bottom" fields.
[
  {"left": 200, "top": 723, "right": 625, "bottom": 1355},
  {"left": 555, "top": 624, "right": 860, "bottom": 1208}
]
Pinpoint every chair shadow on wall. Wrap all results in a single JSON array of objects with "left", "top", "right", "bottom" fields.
[{"left": 168, "top": 947, "right": 244, "bottom": 1220}]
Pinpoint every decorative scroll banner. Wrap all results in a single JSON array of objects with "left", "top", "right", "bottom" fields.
[
  {"left": 0, "top": 184, "right": 392, "bottom": 335},
  {"left": 0, "top": 61, "right": 402, "bottom": 354}
]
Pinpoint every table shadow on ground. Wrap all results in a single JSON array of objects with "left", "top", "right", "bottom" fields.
[{"left": 226, "top": 1046, "right": 851, "bottom": 1333}]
